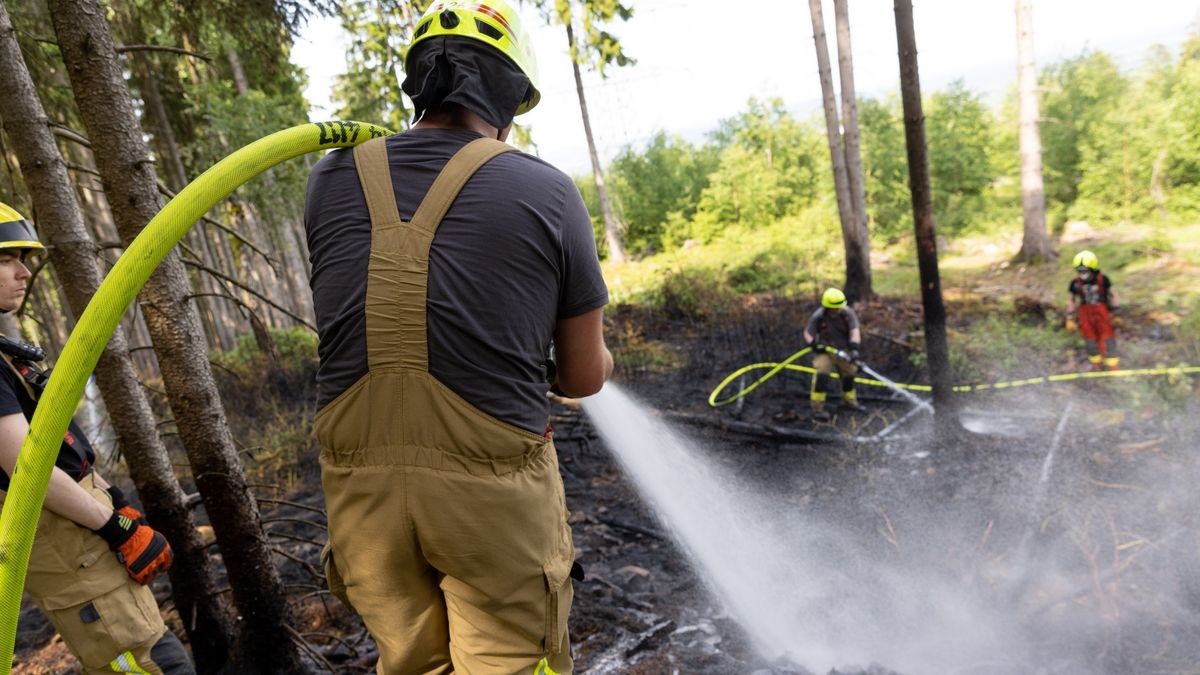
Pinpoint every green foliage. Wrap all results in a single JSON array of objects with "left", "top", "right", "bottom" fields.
[
  {"left": 333, "top": 1, "right": 428, "bottom": 133},
  {"left": 858, "top": 95, "right": 912, "bottom": 239},
  {"left": 184, "top": 78, "right": 311, "bottom": 222},
  {"left": 573, "top": 174, "right": 609, "bottom": 258},
  {"left": 1071, "top": 39, "right": 1200, "bottom": 223},
  {"left": 217, "top": 326, "right": 318, "bottom": 376},
  {"left": 607, "top": 132, "right": 717, "bottom": 256},
  {"left": 651, "top": 267, "right": 736, "bottom": 321},
  {"left": 682, "top": 99, "right": 825, "bottom": 241},
  {"left": 549, "top": 0, "right": 636, "bottom": 75},
  {"left": 1038, "top": 51, "right": 1127, "bottom": 218},
  {"left": 213, "top": 328, "right": 320, "bottom": 487},
  {"left": 860, "top": 84, "right": 998, "bottom": 238},
  {"left": 606, "top": 207, "right": 844, "bottom": 308},
  {"left": 924, "top": 82, "right": 996, "bottom": 233}
]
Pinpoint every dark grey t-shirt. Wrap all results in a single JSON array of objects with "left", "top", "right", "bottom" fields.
[
  {"left": 804, "top": 307, "right": 860, "bottom": 350},
  {"left": 304, "top": 128, "right": 608, "bottom": 433}
]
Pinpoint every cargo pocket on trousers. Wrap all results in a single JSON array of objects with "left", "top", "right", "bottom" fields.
[
  {"left": 48, "top": 583, "right": 160, "bottom": 669},
  {"left": 542, "top": 554, "right": 574, "bottom": 655},
  {"left": 321, "top": 542, "right": 356, "bottom": 613}
]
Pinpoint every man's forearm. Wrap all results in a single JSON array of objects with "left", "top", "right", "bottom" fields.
[{"left": 43, "top": 467, "right": 111, "bottom": 530}]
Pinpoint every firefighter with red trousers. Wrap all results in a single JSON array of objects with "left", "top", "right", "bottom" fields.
[{"left": 1066, "top": 250, "right": 1120, "bottom": 371}]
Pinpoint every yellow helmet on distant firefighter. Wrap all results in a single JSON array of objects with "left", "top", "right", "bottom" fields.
[
  {"left": 822, "top": 287, "right": 847, "bottom": 309},
  {"left": 406, "top": 0, "right": 541, "bottom": 115},
  {"left": 1072, "top": 250, "right": 1099, "bottom": 271},
  {"left": 0, "top": 202, "right": 44, "bottom": 256}
]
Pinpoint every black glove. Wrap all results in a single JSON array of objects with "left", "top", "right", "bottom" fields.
[
  {"left": 106, "top": 485, "right": 147, "bottom": 525},
  {"left": 848, "top": 343, "right": 862, "bottom": 363},
  {"left": 809, "top": 341, "right": 826, "bottom": 354}
]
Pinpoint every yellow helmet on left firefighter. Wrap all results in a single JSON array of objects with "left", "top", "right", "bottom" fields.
[{"left": 0, "top": 202, "right": 45, "bottom": 255}]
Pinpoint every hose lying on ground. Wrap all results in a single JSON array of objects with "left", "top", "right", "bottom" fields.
[
  {"left": 708, "top": 348, "right": 1200, "bottom": 407},
  {"left": 0, "top": 121, "right": 392, "bottom": 674}
]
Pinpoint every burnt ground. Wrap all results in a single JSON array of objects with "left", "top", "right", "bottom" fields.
[{"left": 14, "top": 294, "right": 1200, "bottom": 674}]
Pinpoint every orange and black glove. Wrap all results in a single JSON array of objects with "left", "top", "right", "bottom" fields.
[
  {"left": 105, "top": 485, "right": 147, "bottom": 525},
  {"left": 93, "top": 510, "right": 173, "bottom": 585}
]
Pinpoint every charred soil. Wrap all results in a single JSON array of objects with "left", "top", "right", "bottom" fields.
[{"left": 14, "top": 294, "right": 1200, "bottom": 674}]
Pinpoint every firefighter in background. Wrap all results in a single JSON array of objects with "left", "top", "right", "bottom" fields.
[
  {"left": 803, "top": 288, "right": 863, "bottom": 421},
  {"left": 1066, "top": 250, "right": 1120, "bottom": 371}
]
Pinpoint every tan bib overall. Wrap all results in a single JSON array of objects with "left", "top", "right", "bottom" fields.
[{"left": 316, "top": 137, "right": 575, "bottom": 674}]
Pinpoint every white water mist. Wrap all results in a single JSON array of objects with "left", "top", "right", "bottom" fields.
[{"left": 583, "top": 384, "right": 1027, "bottom": 674}]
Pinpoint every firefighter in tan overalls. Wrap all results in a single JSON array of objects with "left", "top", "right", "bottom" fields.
[
  {"left": 0, "top": 203, "right": 192, "bottom": 674},
  {"left": 304, "top": 2, "right": 613, "bottom": 673}
]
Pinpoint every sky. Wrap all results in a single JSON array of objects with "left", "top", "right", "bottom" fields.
[{"left": 292, "top": 0, "right": 1200, "bottom": 176}]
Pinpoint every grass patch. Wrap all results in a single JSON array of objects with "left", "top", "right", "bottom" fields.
[
  {"left": 605, "top": 207, "right": 844, "bottom": 310},
  {"left": 213, "top": 327, "right": 320, "bottom": 489}
]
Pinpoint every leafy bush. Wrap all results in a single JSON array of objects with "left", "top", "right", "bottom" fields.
[
  {"left": 860, "top": 83, "right": 997, "bottom": 238},
  {"left": 608, "top": 132, "right": 718, "bottom": 256},
  {"left": 609, "top": 318, "right": 683, "bottom": 375},
  {"left": 651, "top": 267, "right": 737, "bottom": 321},
  {"left": 217, "top": 326, "right": 318, "bottom": 378}
]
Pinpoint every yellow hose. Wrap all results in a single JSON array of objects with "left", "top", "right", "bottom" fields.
[
  {"left": 0, "top": 121, "right": 391, "bottom": 673},
  {"left": 708, "top": 352, "right": 1200, "bottom": 407}
]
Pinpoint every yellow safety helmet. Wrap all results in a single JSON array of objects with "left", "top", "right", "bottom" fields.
[
  {"left": 822, "top": 287, "right": 847, "bottom": 309},
  {"left": 1072, "top": 250, "right": 1099, "bottom": 271},
  {"left": 408, "top": 0, "right": 541, "bottom": 114},
  {"left": 0, "top": 202, "right": 44, "bottom": 256}
]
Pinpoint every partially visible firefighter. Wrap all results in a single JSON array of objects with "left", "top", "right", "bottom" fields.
[
  {"left": 803, "top": 288, "right": 863, "bottom": 421},
  {"left": 1066, "top": 250, "right": 1119, "bottom": 371},
  {"left": 0, "top": 202, "right": 191, "bottom": 674}
]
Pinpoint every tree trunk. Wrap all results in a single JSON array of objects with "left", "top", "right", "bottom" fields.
[
  {"left": 566, "top": 22, "right": 626, "bottom": 263},
  {"left": 1149, "top": 147, "right": 1168, "bottom": 222},
  {"left": 0, "top": 5, "right": 234, "bottom": 671},
  {"left": 893, "top": 0, "right": 959, "bottom": 432},
  {"left": 1015, "top": 0, "right": 1053, "bottom": 262},
  {"left": 46, "top": 1, "right": 306, "bottom": 671},
  {"left": 832, "top": 0, "right": 872, "bottom": 301},
  {"left": 129, "top": 59, "right": 236, "bottom": 352},
  {"left": 808, "top": 0, "right": 860, "bottom": 298}
]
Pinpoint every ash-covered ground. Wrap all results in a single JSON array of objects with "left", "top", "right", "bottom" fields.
[{"left": 14, "top": 295, "right": 1200, "bottom": 674}]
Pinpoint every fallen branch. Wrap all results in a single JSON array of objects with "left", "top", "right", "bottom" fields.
[
  {"left": 285, "top": 625, "right": 338, "bottom": 674},
  {"left": 261, "top": 517, "right": 327, "bottom": 531},
  {"left": 266, "top": 531, "right": 325, "bottom": 549},
  {"left": 624, "top": 619, "right": 675, "bottom": 658},
  {"left": 258, "top": 498, "right": 328, "bottom": 518},
  {"left": 597, "top": 517, "right": 666, "bottom": 542},
  {"left": 299, "top": 631, "right": 360, "bottom": 660},
  {"left": 271, "top": 546, "right": 325, "bottom": 582}
]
